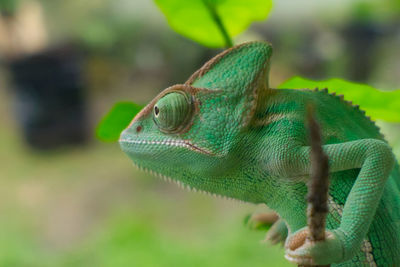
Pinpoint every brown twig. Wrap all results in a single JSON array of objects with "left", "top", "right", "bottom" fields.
[{"left": 299, "top": 104, "right": 330, "bottom": 267}]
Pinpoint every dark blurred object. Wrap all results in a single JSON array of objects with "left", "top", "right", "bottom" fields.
[
  {"left": 342, "top": 21, "right": 380, "bottom": 82},
  {"left": 8, "top": 45, "right": 88, "bottom": 149},
  {"left": 341, "top": 3, "right": 383, "bottom": 82}
]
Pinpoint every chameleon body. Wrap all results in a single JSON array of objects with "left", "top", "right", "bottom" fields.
[{"left": 120, "top": 42, "right": 400, "bottom": 266}]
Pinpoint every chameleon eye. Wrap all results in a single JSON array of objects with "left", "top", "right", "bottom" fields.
[
  {"left": 153, "top": 92, "right": 193, "bottom": 133},
  {"left": 154, "top": 106, "right": 160, "bottom": 117}
]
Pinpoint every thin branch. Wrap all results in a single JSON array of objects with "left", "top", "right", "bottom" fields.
[
  {"left": 299, "top": 104, "right": 330, "bottom": 267},
  {"left": 201, "top": 0, "right": 233, "bottom": 48}
]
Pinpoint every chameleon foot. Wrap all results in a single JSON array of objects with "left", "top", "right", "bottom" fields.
[
  {"left": 285, "top": 228, "right": 344, "bottom": 266},
  {"left": 264, "top": 219, "right": 288, "bottom": 245}
]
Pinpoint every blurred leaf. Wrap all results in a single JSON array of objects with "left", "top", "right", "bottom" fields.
[
  {"left": 154, "top": 0, "right": 273, "bottom": 48},
  {"left": 279, "top": 77, "right": 400, "bottom": 122},
  {"left": 96, "top": 102, "right": 143, "bottom": 142}
]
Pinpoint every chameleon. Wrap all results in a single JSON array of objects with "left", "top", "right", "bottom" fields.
[{"left": 119, "top": 41, "right": 400, "bottom": 266}]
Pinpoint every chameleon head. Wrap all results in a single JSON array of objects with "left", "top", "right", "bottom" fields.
[
  {"left": 119, "top": 41, "right": 273, "bottom": 196},
  {"left": 119, "top": 84, "right": 213, "bottom": 171},
  {"left": 119, "top": 83, "right": 231, "bottom": 190}
]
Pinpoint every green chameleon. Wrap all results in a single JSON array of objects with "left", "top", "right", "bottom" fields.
[{"left": 119, "top": 41, "right": 400, "bottom": 266}]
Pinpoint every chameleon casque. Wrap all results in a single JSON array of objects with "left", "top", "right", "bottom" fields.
[{"left": 119, "top": 41, "right": 400, "bottom": 266}]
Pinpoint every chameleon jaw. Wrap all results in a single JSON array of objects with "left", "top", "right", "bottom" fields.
[
  {"left": 119, "top": 138, "right": 214, "bottom": 155},
  {"left": 131, "top": 162, "right": 245, "bottom": 203}
]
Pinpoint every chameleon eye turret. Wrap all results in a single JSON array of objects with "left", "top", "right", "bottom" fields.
[{"left": 153, "top": 91, "right": 193, "bottom": 133}]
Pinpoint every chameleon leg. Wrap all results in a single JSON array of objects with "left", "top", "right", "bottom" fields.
[
  {"left": 265, "top": 218, "right": 288, "bottom": 245},
  {"left": 246, "top": 213, "right": 287, "bottom": 245},
  {"left": 248, "top": 212, "right": 279, "bottom": 226},
  {"left": 276, "top": 139, "right": 395, "bottom": 265},
  {"left": 246, "top": 212, "right": 278, "bottom": 230},
  {"left": 391, "top": 162, "right": 400, "bottom": 191}
]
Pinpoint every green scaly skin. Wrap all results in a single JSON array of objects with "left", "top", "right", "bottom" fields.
[{"left": 119, "top": 41, "right": 400, "bottom": 266}]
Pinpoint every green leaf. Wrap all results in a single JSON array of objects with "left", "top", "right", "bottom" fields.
[
  {"left": 96, "top": 102, "right": 143, "bottom": 142},
  {"left": 154, "top": 0, "right": 273, "bottom": 48},
  {"left": 279, "top": 77, "right": 400, "bottom": 122}
]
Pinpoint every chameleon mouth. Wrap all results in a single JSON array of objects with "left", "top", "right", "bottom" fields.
[
  {"left": 131, "top": 162, "right": 244, "bottom": 203},
  {"left": 119, "top": 138, "right": 214, "bottom": 155}
]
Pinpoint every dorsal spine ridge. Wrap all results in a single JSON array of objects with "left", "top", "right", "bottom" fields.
[{"left": 312, "top": 87, "right": 384, "bottom": 139}]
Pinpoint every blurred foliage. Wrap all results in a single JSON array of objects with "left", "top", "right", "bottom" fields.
[
  {"left": 97, "top": 102, "right": 143, "bottom": 142},
  {"left": 351, "top": 0, "right": 400, "bottom": 22},
  {"left": 38, "top": 0, "right": 147, "bottom": 62},
  {"left": 0, "top": 0, "right": 18, "bottom": 15},
  {"left": 280, "top": 77, "right": 400, "bottom": 122},
  {"left": 154, "top": 0, "right": 272, "bottom": 47}
]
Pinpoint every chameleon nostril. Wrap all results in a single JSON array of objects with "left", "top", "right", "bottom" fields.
[{"left": 136, "top": 125, "right": 142, "bottom": 133}]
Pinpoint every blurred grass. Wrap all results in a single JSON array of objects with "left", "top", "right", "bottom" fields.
[
  {"left": 0, "top": 90, "right": 291, "bottom": 266},
  {"left": 61, "top": 215, "right": 289, "bottom": 267}
]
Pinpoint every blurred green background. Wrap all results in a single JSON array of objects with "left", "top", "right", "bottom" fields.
[{"left": 0, "top": 0, "right": 399, "bottom": 266}]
